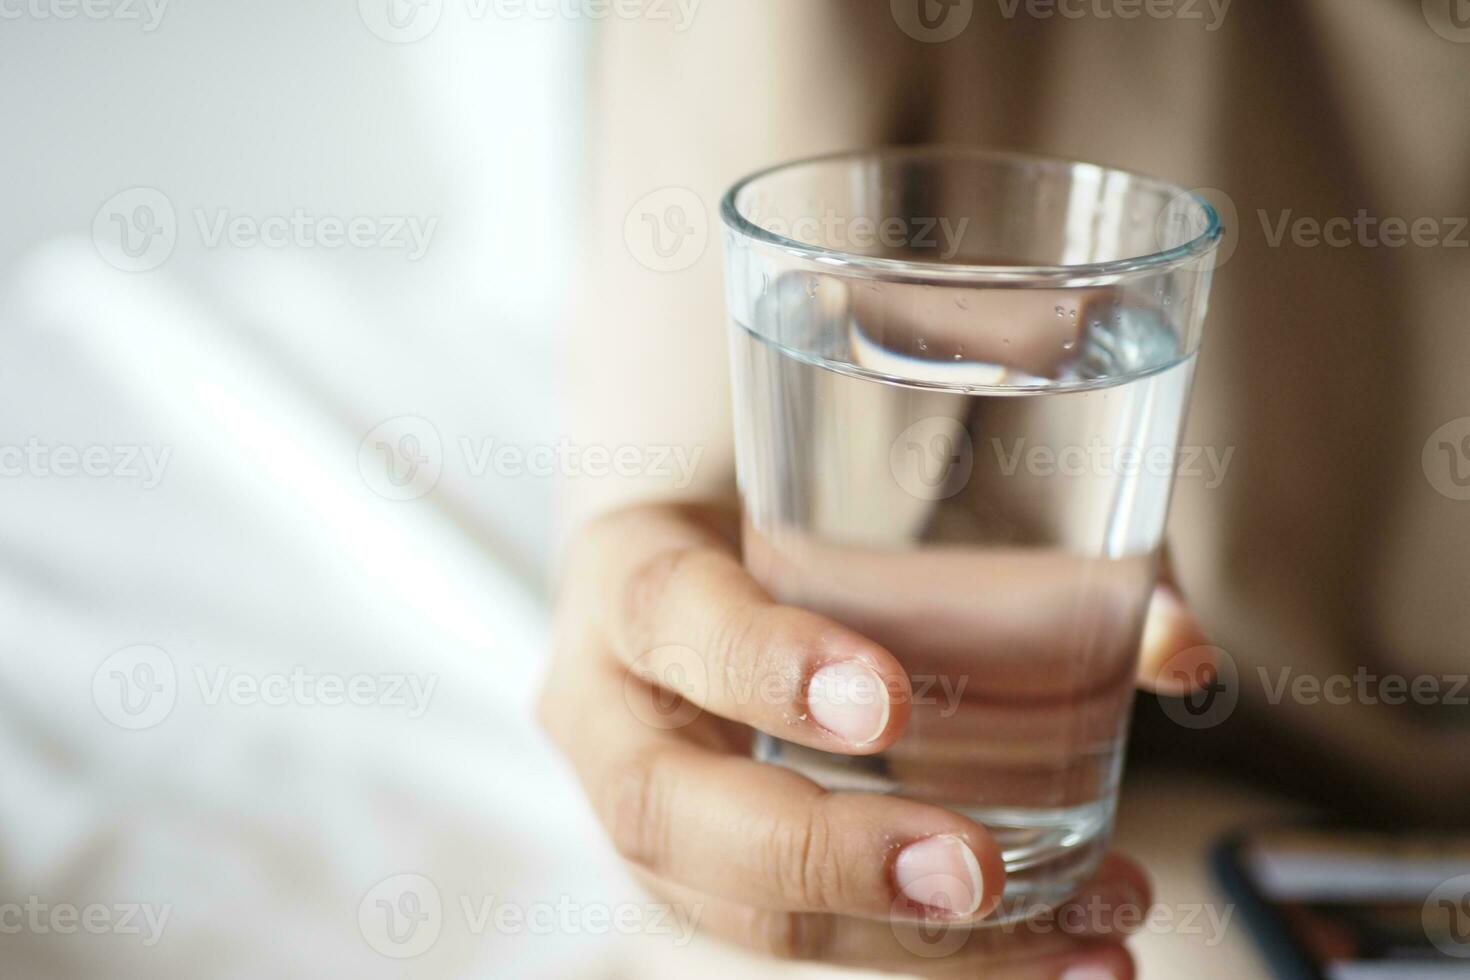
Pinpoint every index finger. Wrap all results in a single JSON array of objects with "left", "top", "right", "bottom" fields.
[{"left": 580, "top": 503, "right": 912, "bottom": 753}]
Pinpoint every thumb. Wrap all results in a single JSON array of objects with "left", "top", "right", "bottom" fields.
[{"left": 1136, "top": 557, "right": 1215, "bottom": 695}]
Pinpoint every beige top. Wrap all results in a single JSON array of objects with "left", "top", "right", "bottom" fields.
[{"left": 565, "top": 0, "right": 1470, "bottom": 820}]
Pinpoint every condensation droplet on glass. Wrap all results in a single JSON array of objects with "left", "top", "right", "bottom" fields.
[
  {"left": 1062, "top": 339, "right": 1076, "bottom": 351},
  {"left": 955, "top": 296, "right": 969, "bottom": 309},
  {"left": 917, "top": 339, "right": 928, "bottom": 352},
  {"left": 1055, "top": 305, "right": 1066, "bottom": 318},
  {"left": 805, "top": 277, "right": 818, "bottom": 298}
]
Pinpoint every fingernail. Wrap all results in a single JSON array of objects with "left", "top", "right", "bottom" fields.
[
  {"left": 894, "top": 834, "right": 984, "bottom": 917},
  {"left": 1143, "top": 586, "right": 1212, "bottom": 694},
  {"left": 1140, "top": 584, "right": 1186, "bottom": 658},
  {"left": 806, "top": 662, "right": 889, "bottom": 746},
  {"left": 1060, "top": 967, "right": 1117, "bottom": 980},
  {"left": 1154, "top": 644, "right": 1216, "bottom": 696}
]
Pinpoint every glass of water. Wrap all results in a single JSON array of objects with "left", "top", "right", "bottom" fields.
[{"left": 720, "top": 147, "right": 1221, "bottom": 920}]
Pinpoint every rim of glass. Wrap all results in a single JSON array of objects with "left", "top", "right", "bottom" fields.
[{"left": 720, "top": 145, "right": 1222, "bottom": 285}]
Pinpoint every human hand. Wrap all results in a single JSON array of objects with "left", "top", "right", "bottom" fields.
[{"left": 540, "top": 502, "right": 1211, "bottom": 977}]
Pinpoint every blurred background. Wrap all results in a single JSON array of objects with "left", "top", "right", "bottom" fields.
[
  {"left": 0, "top": 4, "right": 607, "bottom": 977},
  {"left": 2, "top": 1, "right": 1468, "bottom": 978}
]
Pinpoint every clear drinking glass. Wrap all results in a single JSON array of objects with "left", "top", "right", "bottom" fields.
[{"left": 720, "top": 147, "right": 1221, "bottom": 920}]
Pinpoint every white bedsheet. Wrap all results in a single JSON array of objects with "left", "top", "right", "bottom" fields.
[
  {"left": 0, "top": 237, "right": 642, "bottom": 978},
  {"left": 0, "top": 9, "right": 675, "bottom": 975}
]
